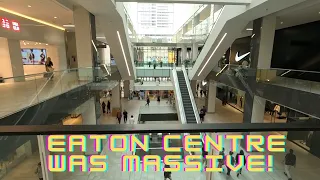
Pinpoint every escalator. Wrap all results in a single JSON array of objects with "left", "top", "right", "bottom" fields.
[{"left": 176, "top": 71, "right": 197, "bottom": 124}]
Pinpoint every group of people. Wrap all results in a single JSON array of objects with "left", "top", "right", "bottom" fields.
[
  {"left": 196, "top": 83, "right": 207, "bottom": 98},
  {"left": 116, "top": 110, "right": 135, "bottom": 124},
  {"left": 101, "top": 100, "right": 111, "bottom": 114}
]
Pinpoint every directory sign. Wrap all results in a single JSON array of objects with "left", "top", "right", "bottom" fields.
[{"left": 1, "top": 17, "right": 20, "bottom": 32}]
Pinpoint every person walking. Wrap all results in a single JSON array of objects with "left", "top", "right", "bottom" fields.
[
  {"left": 146, "top": 97, "right": 150, "bottom": 106},
  {"left": 202, "top": 146, "right": 208, "bottom": 168},
  {"left": 123, "top": 110, "right": 128, "bottom": 123},
  {"left": 218, "top": 148, "right": 225, "bottom": 172},
  {"left": 101, "top": 101, "right": 106, "bottom": 114},
  {"left": 153, "top": 63, "right": 156, "bottom": 69},
  {"left": 199, "top": 109, "right": 205, "bottom": 123},
  {"left": 45, "top": 57, "right": 54, "bottom": 80},
  {"left": 164, "top": 165, "right": 172, "bottom": 180},
  {"left": 200, "top": 90, "right": 203, "bottom": 97},
  {"left": 200, "top": 106, "right": 207, "bottom": 121},
  {"left": 236, "top": 150, "right": 246, "bottom": 177},
  {"left": 157, "top": 95, "right": 161, "bottom": 104},
  {"left": 107, "top": 101, "right": 111, "bottom": 114},
  {"left": 116, "top": 111, "right": 122, "bottom": 124},
  {"left": 284, "top": 149, "right": 296, "bottom": 180},
  {"left": 129, "top": 115, "right": 135, "bottom": 124},
  {"left": 227, "top": 151, "right": 235, "bottom": 176},
  {"left": 35, "top": 162, "right": 43, "bottom": 180}
]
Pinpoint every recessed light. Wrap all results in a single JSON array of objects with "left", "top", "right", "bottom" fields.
[
  {"left": 54, "top": 17, "right": 57, "bottom": 19},
  {"left": 63, "top": 24, "right": 75, "bottom": 27},
  {"left": 46, "top": 44, "right": 48, "bottom": 46},
  {"left": 246, "top": 28, "right": 253, "bottom": 31},
  {"left": 28, "top": 5, "right": 31, "bottom": 8},
  {"left": 27, "top": 43, "right": 29, "bottom": 44},
  {"left": 39, "top": 43, "right": 41, "bottom": 44},
  {"left": 281, "top": 22, "right": 283, "bottom": 24}
]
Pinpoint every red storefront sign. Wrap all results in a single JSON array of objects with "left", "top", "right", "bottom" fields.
[{"left": 1, "top": 18, "right": 20, "bottom": 32}]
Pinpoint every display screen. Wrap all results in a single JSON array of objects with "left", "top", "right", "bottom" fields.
[{"left": 21, "top": 49, "right": 47, "bottom": 65}]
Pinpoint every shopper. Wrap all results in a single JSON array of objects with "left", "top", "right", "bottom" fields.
[
  {"left": 154, "top": 63, "right": 156, "bottom": 69},
  {"left": 117, "top": 111, "right": 122, "bottom": 124},
  {"left": 148, "top": 61, "right": 151, "bottom": 67},
  {"left": 107, "top": 101, "right": 111, "bottom": 114},
  {"left": 160, "top": 60, "right": 163, "bottom": 67},
  {"left": 123, "top": 110, "right": 128, "bottom": 123},
  {"left": 203, "top": 90, "right": 207, "bottom": 98},
  {"left": 197, "top": 83, "right": 200, "bottom": 91},
  {"left": 284, "top": 149, "right": 296, "bottom": 180},
  {"left": 101, "top": 101, "right": 106, "bottom": 114},
  {"left": 236, "top": 150, "right": 246, "bottom": 177},
  {"left": 35, "top": 162, "right": 43, "bottom": 180},
  {"left": 227, "top": 151, "right": 235, "bottom": 176},
  {"left": 146, "top": 97, "right": 150, "bottom": 106},
  {"left": 164, "top": 164, "right": 172, "bottom": 180},
  {"left": 200, "top": 90, "right": 203, "bottom": 97},
  {"left": 45, "top": 57, "right": 54, "bottom": 80},
  {"left": 202, "top": 146, "right": 208, "bottom": 168},
  {"left": 199, "top": 110, "right": 205, "bottom": 123},
  {"left": 218, "top": 148, "right": 225, "bottom": 172},
  {"left": 157, "top": 95, "right": 161, "bottom": 103},
  {"left": 129, "top": 115, "right": 135, "bottom": 124},
  {"left": 201, "top": 106, "right": 207, "bottom": 119}
]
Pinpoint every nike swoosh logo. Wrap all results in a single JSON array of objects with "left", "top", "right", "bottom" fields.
[{"left": 235, "top": 52, "right": 250, "bottom": 62}]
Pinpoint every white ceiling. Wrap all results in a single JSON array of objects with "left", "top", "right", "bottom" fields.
[{"left": 0, "top": 0, "right": 73, "bottom": 26}]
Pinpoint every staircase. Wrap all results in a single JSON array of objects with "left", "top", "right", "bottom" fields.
[{"left": 176, "top": 71, "right": 197, "bottom": 124}]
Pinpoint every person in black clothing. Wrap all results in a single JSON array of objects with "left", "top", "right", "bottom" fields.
[
  {"left": 146, "top": 97, "right": 150, "bottom": 106},
  {"left": 236, "top": 150, "right": 246, "bottom": 177},
  {"left": 160, "top": 60, "right": 163, "bottom": 67},
  {"left": 197, "top": 83, "right": 199, "bottom": 91},
  {"left": 154, "top": 63, "right": 156, "bottom": 69},
  {"left": 200, "top": 90, "right": 203, "bottom": 97},
  {"left": 148, "top": 61, "right": 151, "bottom": 67},
  {"left": 284, "top": 149, "right": 296, "bottom": 180},
  {"left": 199, "top": 110, "right": 205, "bottom": 123},
  {"left": 101, "top": 101, "right": 106, "bottom": 114},
  {"left": 157, "top": 95, "right": 161, "bottom": 103},
  {"left": 123, "top": 110, "right": 128, "bottom": 123},
  {"left": 202, "top": 147, "right": 208, "bottom": 168},
  {"left": 164, "top": 164, "right": 172, "bottom": 180},
  {"left": 107, "top": 101, "right": 111, "bottom": 114},
  {"left": 227, "top": 151, "right": 235, "bottom": 176}
]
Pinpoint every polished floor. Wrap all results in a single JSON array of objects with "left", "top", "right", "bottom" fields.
[
  {"left": 2, "top": 97, "right": 319, "bottom": 180},
  {"left": 0, "top": 71, "right": 90, "bottom": 118}
]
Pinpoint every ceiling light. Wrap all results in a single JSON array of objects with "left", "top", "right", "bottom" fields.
[
  {"left": 63, "top": 24, "right": 75, "bottom": 27},
  {"left": 280, "top": 22, "right": 283, "bottom": 24},
  {"left": 91, "top": 40, "right": 98, "bottom": 52},
  {"left": 246, "top": 28, "right": 253, "bottom": 31},
  {"left": 54, "top": 17, "right": 57, "bottom": 19},
  {"left": 39, "top": 43, "right": 41, "bottom": 44},
  {"left": 27, "top": 43, "right": 29, "bottom": 45},
  {"left": 28, "top": 5, "right": 31, "bottom": 8},
  {"left": 0, "top": 7, "right": 64, "bottom": 31},
  {"left": 251, "top": 34, "right": 255, "bottom": 38},
  {"left": 46, "top": 44, "right": 48, "bottom": 46},
  {"left": 198, "top": 33, "right": 227, "bottom": 76},
  {"left": 117, "top": 31, "right": 131, "bottom": 77}
]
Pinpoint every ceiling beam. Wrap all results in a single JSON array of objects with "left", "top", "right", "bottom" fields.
[{"left": 116, "top": 0, "right": 251, "bottom": 5}]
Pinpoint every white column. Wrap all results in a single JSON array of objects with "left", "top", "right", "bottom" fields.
[
  {"left": 111, "top": 83, "right": 121, "bottom": 112},
  {"left": 192, "top": 43, "right": 198, "bottom": 62},
  {"left": 38, "top": 135, "right": 53, "bottom": 180},
  {"left": 81, "top": 97, "right": 97, "bottom": 125},
  {"left": 250, "top": 96, "right": 266, "bottom": 123},
  {"left": 0, "top": 38, "right": 25, "bottom": 82},
  {"left": 181, "top": 45, "right": 187, "bottom": 62},
  {"left": 257, "top": 15, "right": 276, "bottom": 69},
  {"left": 207, "top": 81, "right": 216, "bottom": 113},
  {"left": 74, "top": 5, "right": 93, "bottom": 80},
  {"left": 98, "top": 46, "right": 111, "bottom": 65}
]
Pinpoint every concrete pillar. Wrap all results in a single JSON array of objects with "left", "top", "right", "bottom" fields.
[
  {"left": 111, "top": 83, "right": 121, "bottom": 112},
  {"left": 190, "top": 80, "right": 197, "bottom": 97},
  {"left": 0, "top": 38, "right": 24, "bottom": 82},
  {"left": 74, "top": 5, "right": 95, "bottom": 80},
  {"left": 38, "top": 135, "right": 53, "bottom": 180},
  {"left": 243, "top": 95, "right": 266, "bottom": 123},
  {"left": 123, "top": 80, "right": 130, "bottom": 98},
  {"left": 192, "top": 43, "right": 198, "bottom": 62},
  {"left": 206, "top": 81, "right": 216, "bottom": 113},
  {"left": 98, "top": 46, "right": 111, "bottom": 65},
  {"left": 181, "top": 45, "right": 187, "bottom": 63}
]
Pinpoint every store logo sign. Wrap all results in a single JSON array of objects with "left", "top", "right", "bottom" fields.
[
  {"left": 1, "top": 18, "right": 20, "bottom": 32},
  {"left": 235, "top": 52, "right": 250, "bottom": 62}
]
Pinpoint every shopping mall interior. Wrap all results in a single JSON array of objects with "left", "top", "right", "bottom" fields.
[{"left": 1, "top": 0, "right": 320, "bottom": 180}]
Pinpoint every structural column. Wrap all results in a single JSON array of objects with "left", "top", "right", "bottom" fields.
[
  {"left": 192, "top": 42, "right": 198, "bottom": 63},
  {"left": 123, "top": 80, "right": 130, "bottom": 98},
  {"left": 74, "top": 5, "right": 98, "bottom": 81},
  {"left": 190, "top": 80, "right": 197, "bottom": 97},
  {"left": 206, "top": 81, "right": 217, "bottom": 113},
  {"left": 243, "top": 15, "right": 276, "bottom": 123},
  {"left": 111, "top": 83, "right": 121, "bottom": 114},
  {"left": 0, "top": 38, "right": 24, "bottom": 82},
  {"left": 37, "top": 135, "right": 53, "bottom": 180},
  {"left": 181, "top": 45, "right": 187, "bottom": 64}
]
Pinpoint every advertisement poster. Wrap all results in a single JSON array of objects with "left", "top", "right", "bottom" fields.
[{"left": 21, "top": 49, "right": 47, "bottom": 65}]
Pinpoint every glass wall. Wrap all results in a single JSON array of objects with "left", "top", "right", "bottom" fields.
[{"left": 135, "top": 46, "right": 177, "bottom": 66}]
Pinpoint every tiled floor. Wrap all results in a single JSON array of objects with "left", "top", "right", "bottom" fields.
[
  {"left": 2, "top": 97, "right": 319, "bottom": 180},
  {"left": 0, "top": 71, "right": 90, "bottom": 118}
]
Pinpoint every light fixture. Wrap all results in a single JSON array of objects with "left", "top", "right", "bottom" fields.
[
  {"left": 0, "top": 7, "right": 64, "bottom": 31},
  {"left": 246, "top": 28, "right": 253, "bottom": 31},
  {"left": 28, "top": 5, "right": 31, "bottom": 8},
  {"left": 27, "top": 43, "right": 29, "bottom": 45},
  {"left": 280, "top": 22, "right": 283, "bottom": 24},
  {"left": 46, "top": 44, "right": 48, "bottom": 46},
  {"left": 39, "top": 43, "right": 41, "bottom": 44},
  {"left": 63, "top": 24, "right": 75, "bottom": 28},
  {"left": 216, "top": 64, "right": 228, "bottom": 76},
  {"left": 251, "top": 34, "right": 255, "bottom": 38},
  {"left": 54, "top": 17, "right": 57, "bottom": 19},
  {"left": 117, "top": 31, "right": 131, "bottom": 76},
  {"left": 91, "top": 40, "right": 98, "bottom": 52},
  {"left": 280, "top": 70, "right": 291, "bottom": 77},
  {"left": 198, "top": 33, "right": 227, "bottom": 76}
]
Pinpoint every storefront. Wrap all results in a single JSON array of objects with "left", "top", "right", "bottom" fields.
[
  {"left": 216, "top": 85, "right": 245, "bottom": 112},
  {"left": 135, "top": 46, "right": 177, "bottom": 65}
]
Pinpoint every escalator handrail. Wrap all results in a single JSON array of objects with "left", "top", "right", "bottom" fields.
[{"left": 171, "top": 66, "right": 187, "bottom": 124}]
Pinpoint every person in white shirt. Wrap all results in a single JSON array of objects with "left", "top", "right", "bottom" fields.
[{"left": 129, "top": 115, "right": 135, "bottom": 124}]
